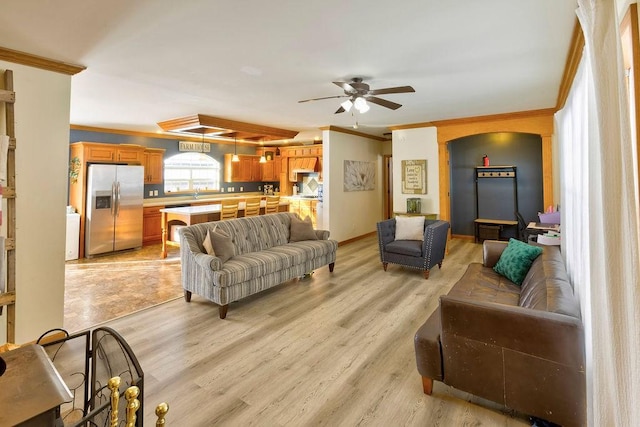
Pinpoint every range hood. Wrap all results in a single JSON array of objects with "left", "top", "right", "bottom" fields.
[
  {"left": 291, "top": 157, "right": 317, "bottom": 172},
  {"left": 290, "top": 157, "right": 317, "bottom": 181}
]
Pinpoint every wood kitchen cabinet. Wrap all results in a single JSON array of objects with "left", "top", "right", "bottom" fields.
[
  {"left": 224, "top": 154, "right": 262, "bottom": 182},
  {"left": 85, "top": 143, "right": 117, "bottom": 162},
  {"left": 79, "top": 142, "right": 145, "bottom": 164},
  {"left": 116, "top": 145, "right": 144, "bottom": 163},
  {"left": 261, "top": 157, "right": 281, "bottom": 181},
  {"left": 261, "top": 159, "right": 276, "bottom": 181},
  {"left": 143, "top": 148, "right": 165, "bottom": 184},
  {"left": 143, "top": 205, "right": 164, "bottom": 245},
  {"left": 250, "top": 157, "right": 261, "bottom": 181},
  {"left": 258, "top": 144, "right": 322, "bottom": 193},
  {"left": 280, "top": 145, "right": 322, "bottom": 158}
]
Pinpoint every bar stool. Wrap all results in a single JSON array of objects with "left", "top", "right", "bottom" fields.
[
  {"left": 220, "top": 199, "right": 239, "bottom": 220},
  {"left": 264, "top": 196, "right": 280, "bottom": 214},
  {"left": 243, "top": 197, "right": 261, "bottom": 217}
]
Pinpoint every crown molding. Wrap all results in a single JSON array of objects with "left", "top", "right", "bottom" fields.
[
  {"left": 389, "top": 108, "right": 554, "bottom": 132},
  {"left": 0, "top": 46, "right": 85, "bottom": 75},
  {"left": 319, "top": 125, "right": 388, "bottom": 141},
  {"left": 555, "top": 18, "right": 584, "bottom": 111}
]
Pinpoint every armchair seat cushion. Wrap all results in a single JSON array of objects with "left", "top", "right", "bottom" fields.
[{"left": 385, "top": 240, "right": 423, "bottom": 257}]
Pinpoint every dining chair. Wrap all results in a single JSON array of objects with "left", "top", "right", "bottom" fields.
[
  {"left": 243, "top": 197, "right": 261, "bottom": 217},
  {"left": 264, "top": 196, "right": 280, "bottom": 214},
  {"left": 220, "top": 199, "right": 239, "bottom": 220}
]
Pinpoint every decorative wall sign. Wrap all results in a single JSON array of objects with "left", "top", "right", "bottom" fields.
[
  {"left": 402, "top": 159, "right": 427, "bottom": 194},
  {"left": 344, "top": 160, "right": 375, "bottom": 192},
  {"left": 179, "top": 141, "right": 211, "bottom": 153}
]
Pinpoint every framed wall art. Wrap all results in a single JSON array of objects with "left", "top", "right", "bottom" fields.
[
  {"left": 344, "top": 160, "right": 375, "bottom": 192},
  {"left": 402, "top": 159, "right": 427, "bottom": 194}
]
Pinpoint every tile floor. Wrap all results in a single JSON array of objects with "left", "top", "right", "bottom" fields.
[{"left": 64, "top": 244, "right": 183, "bottom": 333}]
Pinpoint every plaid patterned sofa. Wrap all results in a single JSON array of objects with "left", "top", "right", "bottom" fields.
[{"left": 179, "top": 212, "right": 338, "bottom": 319}]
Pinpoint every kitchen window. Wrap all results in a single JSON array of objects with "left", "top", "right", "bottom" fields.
[{"left": 164, "top": 152, "right": 221, "bottom": 193}]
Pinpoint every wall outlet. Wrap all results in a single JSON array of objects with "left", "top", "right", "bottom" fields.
[
  {"left": 153, "top": 190, "right": 158, "bottom": 196},
  {"left": 148, "top": 190, "right": 153, "bottom": 197},
  {"left": 221, "top": 188, "right": 224, "bottom": 192},
  {"left": 240, "top": 187, "right": 244, "bottom": 192},
  {"left": 258, "top": 186, "right": 262, "bottom": 191}
]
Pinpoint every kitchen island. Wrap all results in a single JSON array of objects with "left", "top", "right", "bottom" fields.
[{"left": 159, "top": 199, "right": 289, "bottom": 258}]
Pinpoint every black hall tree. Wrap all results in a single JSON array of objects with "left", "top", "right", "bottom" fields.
[{"left": 449, "top": 132, "right": 543, "bottom": 237}]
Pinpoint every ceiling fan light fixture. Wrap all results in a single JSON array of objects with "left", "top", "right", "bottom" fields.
[
  {"left": 353, "top": 96, "right": 369, "bottom": 113},
  {"left": 298, "top": 77, "right": 414, "bottom": 114},
  {"left": 341, "top": 99, "right": 353, "bottom": 112}
]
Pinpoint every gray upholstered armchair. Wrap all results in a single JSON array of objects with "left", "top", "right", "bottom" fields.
[{"left": 376, "top": 218, "right": 450, "bottom": 279}]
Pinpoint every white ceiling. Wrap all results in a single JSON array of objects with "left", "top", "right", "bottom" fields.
[{"left": 1, "top": 0, "right": 578, "bottom": 141}]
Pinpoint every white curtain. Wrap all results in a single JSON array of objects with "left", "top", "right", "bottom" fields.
[{"left": 556, "top": 1, "right": 640, "bottom": 425}]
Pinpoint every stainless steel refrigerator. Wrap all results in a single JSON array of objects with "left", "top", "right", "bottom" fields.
[{"left": 85, "top": 164, "right": 144, "bottom": 256}]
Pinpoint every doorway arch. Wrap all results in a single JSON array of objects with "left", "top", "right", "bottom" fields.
[{"left": 434, "top": 109, "right": 555, "bottom": 223}]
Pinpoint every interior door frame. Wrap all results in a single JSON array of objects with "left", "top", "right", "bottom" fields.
[
  {"left": 383, "top": 154, "right": 393, "bottom": 219},
  {"left": 434, "top": 110, "right": 555, "bottom": 224}
]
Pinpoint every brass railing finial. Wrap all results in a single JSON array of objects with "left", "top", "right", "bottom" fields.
[{"left": 124, "top": 385, "right": 141, "bottom": 427}]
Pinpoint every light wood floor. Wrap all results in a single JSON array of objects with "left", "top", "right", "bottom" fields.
[{"left": 84, "top": 236, "right": 530, "bottom": 426}]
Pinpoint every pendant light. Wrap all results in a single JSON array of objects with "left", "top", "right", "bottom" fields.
[
  {"left": 232, "top": 137, "right": 239, "bottom": 162},
  {"left": 258, "top": 138, "right": 267, "bottom": 163}
]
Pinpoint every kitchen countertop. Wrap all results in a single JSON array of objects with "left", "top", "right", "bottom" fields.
[
  {"left": 144, "top": 193, "right": 274, "bottom": 207},
  {"left": 160, "top": 199, "right": 289, "bottom": 214},
  {"left": 281, "top": 195, "right": 320, "bottom": 200}
]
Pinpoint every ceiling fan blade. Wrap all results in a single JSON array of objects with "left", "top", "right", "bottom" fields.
[
  {"left": 298, "top": 95, "right": 348, "bottom": 103},
  {"left": 334, "top": 106, "right": 346, "bottom": 114},
  {"left": 333, "top": 81, "right": 356, "bottom": 92},
  {"left": 368, "top": 86, "right": 415, "bottom": 95},
  {"left": 366, "top": 96, "right": 402, "bottom": 110}
]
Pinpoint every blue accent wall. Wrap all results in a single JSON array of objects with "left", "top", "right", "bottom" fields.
[
  {"left": 449, "top": 132, "right": 543, "bottom": 237},
  {"left": 70, "top": 130, "right": 278, "bottom": 199}
]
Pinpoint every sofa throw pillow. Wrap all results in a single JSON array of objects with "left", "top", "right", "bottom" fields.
[
  {"left": 202, "top": 229, "right": 215, "bottom": 256},
  {"left": 209, "top": 228, "right": 235, "bottom": 263},
  {"left": 395, "top": 215, "right": 424, "bottom": 241},
  {"left": 493, "top": 238, "right": 543, "bottom": 285},
  {"left": 290, "top": 215, "right": 318, "bottom": 242}
]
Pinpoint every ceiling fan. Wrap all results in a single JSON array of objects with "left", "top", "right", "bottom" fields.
[{"left": 298, "top": 77, "right": 415, "bottom": 114}]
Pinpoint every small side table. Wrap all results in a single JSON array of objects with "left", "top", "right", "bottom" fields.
[
  {"left": 394, "top": 212, "right": 438, "bottom": 220},
  {"left": 0, "top": 344, "right": 72, "bottom": 426}
]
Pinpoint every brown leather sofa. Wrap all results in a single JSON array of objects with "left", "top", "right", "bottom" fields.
[{"left": 415, "top": 240, "right": 585, "bottom": 427}]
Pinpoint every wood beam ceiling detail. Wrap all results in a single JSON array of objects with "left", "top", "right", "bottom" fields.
[{"left": 157, "top": 114, "right": 299, "bottom": 142}]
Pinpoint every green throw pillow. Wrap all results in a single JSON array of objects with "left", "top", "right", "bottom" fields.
[{"left": 493, "top": 238, "right": 543, "bottom": 285}]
